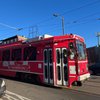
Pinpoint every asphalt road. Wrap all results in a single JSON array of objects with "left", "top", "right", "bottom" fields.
[{"left": 0, "top": 76, "right": 100, "bottom": 100}]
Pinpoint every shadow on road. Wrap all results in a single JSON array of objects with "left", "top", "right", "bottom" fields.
[{"left": 0, "top": 75, "right": 61, "bottom": 90}]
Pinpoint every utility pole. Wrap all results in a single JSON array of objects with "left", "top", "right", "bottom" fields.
[
  {"left": 28, "top": 26, "right": 39, "bottom": 38},
  {"left": 62, "top": 16, "right": 64, "bottom": 35},
  {"left": 96, "top": 32, "right": 100, "bottom": 47}
]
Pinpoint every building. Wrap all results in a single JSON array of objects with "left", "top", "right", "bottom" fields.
[{"left": 87, "top": 46, "right": 100, "bottom": 66}]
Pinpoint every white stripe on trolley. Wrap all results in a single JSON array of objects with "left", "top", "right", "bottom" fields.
[
  {"left": 78, "top": 61, "right": 88, "bottom": 63},
  {"left": 69, "top": 61, "right": 75, "bottom": 63},
  {"left": 69, "top": 76, "right": 76, "bottom": 78},
  {"left": 69, "top": 61, "right": 87, "bottom": 63}
]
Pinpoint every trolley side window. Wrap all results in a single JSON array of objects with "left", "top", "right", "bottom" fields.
[
  {"left": 12, "top": 48, "right": 22, "bottom": 61},
  {"left": 2, "top": 50, "right": 10, "bottom": 61},
  {"left": 24, "top": 47, "right": 37, "bottom": 61}
]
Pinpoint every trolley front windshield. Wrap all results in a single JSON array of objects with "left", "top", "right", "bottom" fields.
[{"left": 76, "top": 40, "right": 86, "bottom": 60}]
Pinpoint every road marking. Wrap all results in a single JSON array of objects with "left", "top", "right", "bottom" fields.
[
  {"left": 4, "top": 94, "right": 18, "bottom": 100},
  {"left": 2, "top": 90, "right": 31, "bottom": 100}
]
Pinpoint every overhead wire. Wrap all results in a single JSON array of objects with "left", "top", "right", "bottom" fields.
[
  {"left": 0, "top": 0, "right": 100, "bottom": 36},
  {"left": 61, "top": 0, "right": 100, "bottom": 16},
  {"left": 0, "top": 22, "right": 18, "bottom": 30},
  {"left": 66, "top": 18, "right": 99, "bottom": 30},
  {"left": 19, "top": 0, "right": 100, "bottom": 30},
  {"left": 71, "top": 11, "right": 100, "bottom": 23},
  {"left": 35, "top": 0, "right": 100, "bottom": 34},
  {"left": 0, "top": 30, "right": 18, "bottom": 39}
]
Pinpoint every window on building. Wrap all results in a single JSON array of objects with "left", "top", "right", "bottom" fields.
[
  {"left": 2, "top": 50, "right": 10, "bottom": 61},
  {"left": 12, "top": 48, "right": 22, "bottom": 61},
  {"left": 24, "top": 46, "right": 37, "bottom": 61}
]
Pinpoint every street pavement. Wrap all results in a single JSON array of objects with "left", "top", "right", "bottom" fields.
[
  {"left": 0, "top": 75, "right": 100, "bottom": 100},
  {"left": 72, "top": 75, "right": 100, "bottom": 95}
]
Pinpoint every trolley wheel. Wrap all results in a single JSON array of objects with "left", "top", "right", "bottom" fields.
[
  {"left": 31, "top": 74, "right": 40, "bottom": 84},
  {"left": 72, "top": 81, "right": 82, "bottom": 86},
  {"left": 72, "top": 81, "right": 78, "bottom": 86},
  {"left": 16, "top": 72, "right": 26, "bottom": 81},
  {"left": 16, "top": 72, "right": 21, "bottom": 80},
  {"left": 77, "top": 81, "right": 82, "bottom": 86}
]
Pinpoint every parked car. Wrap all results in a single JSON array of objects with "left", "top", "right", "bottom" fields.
[
  {"left": 0, "top": 78, "right": 6, "bottom": 97},
  {"left": 89, "top": 63, "right": 100, "bottom": 75}
]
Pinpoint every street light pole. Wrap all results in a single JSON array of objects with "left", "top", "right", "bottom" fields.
[
  {"left": 62, "top": 16, "right": 64, "bottom": 35},
  {"left": 53, "top": 13, "right": 65, "bottom": 35}
]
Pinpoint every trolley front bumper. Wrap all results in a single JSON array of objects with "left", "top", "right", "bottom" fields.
[{"left": 78, "top": 73, "right": 90, "bottom": 81}]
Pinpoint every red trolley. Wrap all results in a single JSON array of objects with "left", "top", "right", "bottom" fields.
[{"left": 0, "top": 34, "right": 90, "bottom": 87}]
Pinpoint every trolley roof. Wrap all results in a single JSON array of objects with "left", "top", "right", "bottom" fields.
[{"left": 0, "top": 34, "right": 84, "bottom": 49}]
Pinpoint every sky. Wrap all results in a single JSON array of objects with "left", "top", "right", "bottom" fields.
[{"left": 0, "top": 0, "right": 100, "bottom": 47}]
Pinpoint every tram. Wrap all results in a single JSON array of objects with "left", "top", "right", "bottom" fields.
[{"left": 0, "top": 34, "right": 90, "bottom": 87}]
